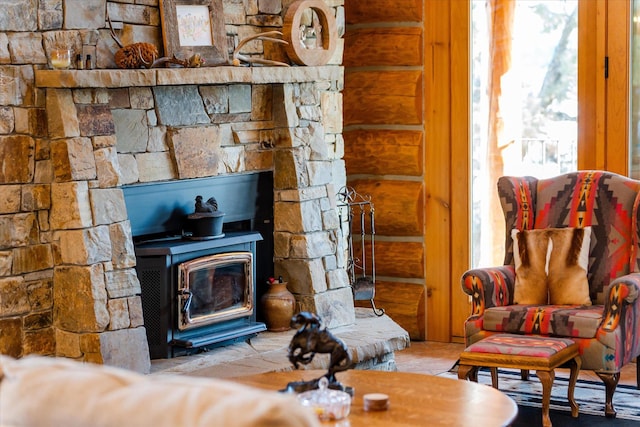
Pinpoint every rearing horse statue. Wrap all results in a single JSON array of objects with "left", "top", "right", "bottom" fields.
[{"left": 283, "top": 312, "right": 353, "bottom": 394}]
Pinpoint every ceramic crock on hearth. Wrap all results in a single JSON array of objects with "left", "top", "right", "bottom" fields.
[{"left": 261, "top": 277, "right": 296, "bottom": 331}]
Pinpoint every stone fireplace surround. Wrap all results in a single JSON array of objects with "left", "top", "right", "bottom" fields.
[{"left": 28, "top": 65, "right": 354, "bottom": 373}]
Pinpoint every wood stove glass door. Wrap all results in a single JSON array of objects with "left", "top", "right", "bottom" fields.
[{"left": 177, "top": 252, "right": 253, "bottom": 331}]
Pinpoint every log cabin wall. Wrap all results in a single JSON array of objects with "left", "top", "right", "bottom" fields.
[{"left": 343, "top": 1, "right": 427, "bottom": 339}]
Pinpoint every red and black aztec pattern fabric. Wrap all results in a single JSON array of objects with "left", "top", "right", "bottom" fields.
[
  {"left": 482, "top": 304, "right": 604, "bottom": 338},
  {"left": 462, "top": 171, "right": 640, "bottom": 374},
  {"left": 463, "top": 333, "right": 575, "bottom": 358}
]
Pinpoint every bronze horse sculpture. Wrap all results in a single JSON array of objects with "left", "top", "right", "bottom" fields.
[{"left": 283, "top": 312, "right": 353, "bottom": 394}]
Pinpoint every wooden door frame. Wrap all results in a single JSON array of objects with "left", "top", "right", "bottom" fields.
[
  {"left": 603, "top": 0, "right": 630, "bottom": 174},
  {"left": 578, "top": 0, "right": 630, "bottom": 174},
  {"left": 449, "top": 1, "right": 471, "bottom": 342},
  {"left": 424, "top": 0, "right": 470, "bottom": 342}
]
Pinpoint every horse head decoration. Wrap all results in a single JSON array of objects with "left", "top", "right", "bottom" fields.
[{"left": 283, "top": 312, "right": 353, "bottom": 395}]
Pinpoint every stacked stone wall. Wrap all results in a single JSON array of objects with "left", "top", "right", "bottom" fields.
[{"left": 0, "top": 0, "right": 348, "bottom": 372}]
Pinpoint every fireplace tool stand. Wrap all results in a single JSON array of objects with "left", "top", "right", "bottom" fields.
[{"left": 337, "top": 187, "right": 384, "bottom": 316}]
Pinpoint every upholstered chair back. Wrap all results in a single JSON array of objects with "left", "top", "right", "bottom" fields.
[{"left": 498, "top": 171, "right": 640, "bottom": 305}]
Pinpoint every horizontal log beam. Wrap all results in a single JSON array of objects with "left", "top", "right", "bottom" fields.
[
  {"left": 348, "top": 179, "right": 424, "bottom": 236},
  {"left": 344, "top": 70, "right": 422, "bottom": 126},
  {"left": 344, "top": 27, "right": 422, "bottom": 67},
  {"left": 344, "top": 129, "right": 423, "bottom": 176},
  {"left": 346, "top": 0, "right": 423, "bottom": 24},
  {"left": 356, "top": 280, "right": 425, "bottom": 340}
]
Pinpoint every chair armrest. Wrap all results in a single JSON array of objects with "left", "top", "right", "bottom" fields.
[
  {"left": 600, "top": 273, "right": 640, "bottom": 332},
  {"left": 461, "top": 265, "right": 516, "bottom": 317}
]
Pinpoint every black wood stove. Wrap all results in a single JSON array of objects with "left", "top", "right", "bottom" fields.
[
  {"left": 123, "top": 173, "right": 273, "bottom": 359},
  {"left": 134, "top": 232, "right": 265, "bottom": 359}
]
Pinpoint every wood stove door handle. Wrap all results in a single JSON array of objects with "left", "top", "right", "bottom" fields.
[{"left": 180, "top": 289, "right": 193, "bottom": 316}]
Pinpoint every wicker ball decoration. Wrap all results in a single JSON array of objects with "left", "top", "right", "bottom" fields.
[{"left": 114, "top": 42, "right": 159, "bottom": 69}]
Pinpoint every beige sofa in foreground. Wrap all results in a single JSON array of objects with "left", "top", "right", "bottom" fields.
[{"left": 0, "top": 355, "right": 320, "bottom": 427}]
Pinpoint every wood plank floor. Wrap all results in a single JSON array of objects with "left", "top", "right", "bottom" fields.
[{"left": 394, "top": 341, "right": 638, "bottom": 387}]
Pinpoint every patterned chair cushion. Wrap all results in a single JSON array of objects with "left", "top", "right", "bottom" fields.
[
  {"left": 464, "top": 333, "right": 576, "bottom": 358},
  {"left": 482, "top": 304, "right": 604, "bottom": 339}
]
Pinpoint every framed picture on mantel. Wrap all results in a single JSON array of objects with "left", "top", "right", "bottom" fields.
[{"left": 159, "top": 0, "right": 229, "bottom": 66}]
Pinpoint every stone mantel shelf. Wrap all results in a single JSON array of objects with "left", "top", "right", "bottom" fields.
[{"left": 35, "top": 66, "right": 344, "bottom": 89}]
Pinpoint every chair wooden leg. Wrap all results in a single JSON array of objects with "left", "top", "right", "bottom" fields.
[
  {"left": 490, "top": 367, "right": 499, "bottom": 388},
  {"left": 636, "top": 356, "right": 640, "bottom": 390},
  {"left": 595, "top": 371, "right": 620, "bottom": 418},
  {"left": 457, "top": 364, "right": 479, "bottom": 382},
  {"left": 536, "top": 370, "right": 555, "bottom": 427}
]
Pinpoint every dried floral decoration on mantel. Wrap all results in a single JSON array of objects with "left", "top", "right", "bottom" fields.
[
  {"left": 108, "top": 13, "right": 160, "bottom": 69},
  {"left": 108, "top": 12, "right": 206, "bottom": 69}
]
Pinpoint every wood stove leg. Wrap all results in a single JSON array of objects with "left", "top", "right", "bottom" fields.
[{"left": 595, "top": 371, "right": 620, "bottom": 418}]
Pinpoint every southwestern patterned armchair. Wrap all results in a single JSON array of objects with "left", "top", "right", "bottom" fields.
[{"left": 461, "top": 170, "right": 640, "bottom": 418}]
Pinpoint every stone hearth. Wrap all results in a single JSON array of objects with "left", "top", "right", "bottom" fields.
[{"left": 151, "top": 309, "right": 410, "bottom": 378}]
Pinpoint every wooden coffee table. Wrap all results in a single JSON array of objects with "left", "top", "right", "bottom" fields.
[{"left": 232, "top": 369, "right": 518, "bottom": 426}]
